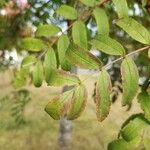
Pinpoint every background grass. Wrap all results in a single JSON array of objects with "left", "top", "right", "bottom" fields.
[{"left": 0, "top": 71, "right": 149, "bottom": 150}]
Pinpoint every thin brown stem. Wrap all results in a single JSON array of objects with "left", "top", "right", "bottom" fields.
[
  {"left": 104, "top": 45, "right": 150, "bottom": 69},
  {"left": 81, "top": 45, "right": 150, "bottom": 83}
]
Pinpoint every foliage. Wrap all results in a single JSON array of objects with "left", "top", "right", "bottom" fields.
[{"left": 0, "top": 0, "right": 150, "bottom": 148}]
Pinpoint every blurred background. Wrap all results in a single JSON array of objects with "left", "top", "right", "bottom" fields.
[{"left": 0, "top": 0, "right": 150, "bottom": 150}]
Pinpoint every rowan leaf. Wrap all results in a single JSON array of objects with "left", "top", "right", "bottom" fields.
[
  {"left": 35, "top": 24, "right": 61, "bottom": 37},
  {"left": 67, "top": 84, "right": 87, "bottom": 120},
  {"left": 21, "top": 55, "right": 37, "bottom": 68},
  {"left": 117, "top": 17, "right": 150, "bottom": 44},
  {"left": 93, "top": 7, "right": 109, "bottom": 35},
  {"left": 48, "top": 69, "right": 80, "bottom": 86},
  {"left": 56, "top": 5, "right": 78, "bottom": 20},
  {"left": 57, "top": 34, "right": 70, "bottom": 64},
  {"left": 121, "top": 115, "right": 149, "bottom": 142},
  {"left": 22, "top": 37, "right": 47, "bottom": 52},
  {"left": 66, "top": 45, "right": 102, "bottom": 69},
  {"left": 121, "top": 57, "right": 139, "bottom": 106},
  {"left": 45, "top": 90, "right": 74, "bottom": 120},
  {"left": 44, "top": 48, "right": 57, "bottom": 84},
  {"left": 72, "top": 21, "right": 88, "bottom": 49},
  {"left": 112, "top": 0, "right": 128, "bottom": 18},
  {"left": 108, "top": 139, "right": 129, "bottom": 150},
  {"left": 108, "top": 138, "right": 141, "bottom": 150},
  {"left": 138, "top": 92, "right": 150, "bottom": 120},
  {"left": 96, "top": 69, "right": 112, "bottom": 122},
  {"left": 61, "top": 59, "right": 72, "bottom": 71},
  {"left": 32, "top": 61, "right": 44, "bottom": 87},
  {"left": 90, "top": 36, "right": 125, "bottom": 55}
]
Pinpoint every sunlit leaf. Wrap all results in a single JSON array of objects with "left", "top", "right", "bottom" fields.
[
  {"left": 22, "top": 37, "right": 47, "bottom": 52},
  {"left": 93, "top": 7, "right": 109, "bottom": 35},
  {"left": 66, "top": 45, "right": 102, "bottom": 69},
  {"left": 21, "top": 55, "right": 37, "bottom": 67},
  {"left": 121, "top": 115, "right": 149, "bottom": 141},
  {"left": 121, "top": 57, "right": 139, "bottom": 106},
  {"left": 56, "top": 5, "right": 78, "bottom": 20},
  {"left": 117, "top": 17, "right": 150, "bottom": 44},
  {"left": 96, "top": 69, "right": 112, "bottom": 121},
  {"left": 67, "top": 85, "right": 87, "bottom": 120},
  {"left": 44, "top": 48, "right": 57, "bottom": 84},
  {"left": 36, "top": 24, "right": 61, "bottom": 37},
  {"left": 57, "top": 34, "right": 70, "bottom": 64},
  {"left": 112, "top": 0, "right": 128, "bottom": 18},
  {"left": 45, "top": 90, "right": 74, "bottom": 120},
  {"left": 61, "top": 59, "right": 72, "bottom": 71},
  {"left": 32, "top": 61, "right": 44, "bottom": 87},
  {"left": 48, "top": 69, "right": 80, "bottom": 86},
  {"left": 108, "top": 138, "right": 141, "bottom": 150},
  {"left": 90, "top": 36, "right": 125, "bottom": 55},
  {"left": 138, "top": 92, "right": 150, "bottom": 120},
  {"left": 72, "top": 21, "right": 88, "bottom": 49},
  {"left": 108, "top": 139, "right": 129, "bottom": 150}
]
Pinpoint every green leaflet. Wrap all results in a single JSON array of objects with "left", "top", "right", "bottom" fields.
[
  {"left": 90, "top": 36, "right": 125, "bottom": 56},
  {"left": 13, "top": 67, "right": 29, "bottom": 89},
  {"left": 48, "top": 69, "right": 80, "bottom": 86},
  {"left": 35, "top": 24, "right": 61, "bottom": 37},
  {"left": 93, "top": 7, "right": 109, "bottom": 35},
  {"left": 117, "top": 17, "right": 150, "bottom": 44},
  {"left": 66, "top": 45, "right": 102, "bottom": 69},
  {"left": 112, "top": 0, "right": 128, "bottom": 18},
  {"left": 121, "top": 57, "right": 139, "bottom": 106},
  {"left": 21, "top": 55, "right": 37, "bottom": 68},
  {"left": 121, "top": 116, "right": 149, "bottom": 142},
  {"left": 144, "top": 138, "right": 150, "bottom": 149},
  {"left": 72, "top": 21, "right": 88, "bottom": 49},
  {"left": 32, "top": 61, "right": 44, "bottom": 87},
  {"left": 57, "top": 34, "right": 70, "bottom": 64},
  {"left": 108, "top": 138, "right": 141, "bottom": 150},
  {"left": 61, "top": 59, "right": 72, "bottom": 71},
  {"left": 56, "top": 5, "right": 78, "bottom": 20},
  {"left": 45, "top": 90, "right": 74, "bottom": 120},
  {"left": 96, "top": 70, "right": 112, "bottom": 122},
  {"left": 80, "top": 0, "right": 96, "bottom": 7},
  {"left": 67, "top": 85, "right": 87, "bottom": 120},
  {"left": 22, "top": 37, "right": 47, "bottom": 52},
  {"left": 44, "top": 48, "right": 57, "bottom": 84},
  {"left": 108, "top": 139, "right": 129, "bottom": 150},
  {"left": 148, "top": 49, "right": 150, "bottom": 59},
  {"left": 138, "top": 92, "right": 150, "bottom": 120}
]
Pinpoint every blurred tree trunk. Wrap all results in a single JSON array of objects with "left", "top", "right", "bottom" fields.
[
  {"left": 58, "top": 67, "right": 77, "bottom": 150},
  {"left": 58, "top": 0, "right": 76, "bottom": 149}
]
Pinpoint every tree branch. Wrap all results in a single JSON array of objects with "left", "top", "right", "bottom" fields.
[{"left": 104, "top": 45, "right": 150, "bottom": 69}]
